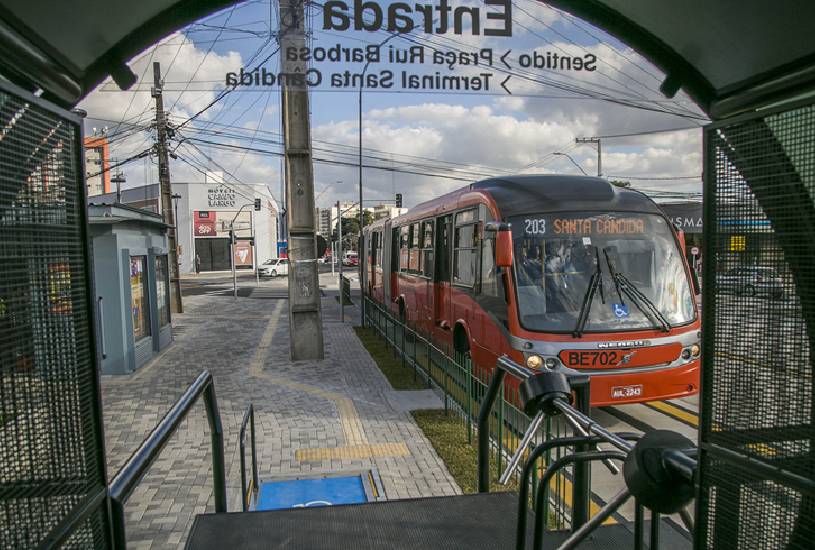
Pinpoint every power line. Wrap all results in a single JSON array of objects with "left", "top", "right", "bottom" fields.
[
  {"left": 609, "top": 175, "right": 701, "bottom": 181},
  {"left": 166, "top": 3, "right": 238, "bottom": 115},
  {"left": 173, "top": 116, "right": 514, "bottom": 176},
  {"left": 86, "top": 146, "right": 154, "bottom": 179},
  {"left": 592, "top": 126, "right": 703, "bottom": 139},
  {"left": 182, "top": 136, "right": 478, "bottom": 182}
]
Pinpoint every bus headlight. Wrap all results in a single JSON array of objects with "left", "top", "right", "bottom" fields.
[
  {"left": 544, "top": 357, "right": 558, "bottom": 370},
  {"left": 691, "top": 344, "right": 701, "bottom": 357},
  {"left": 526, "top": 355, "right": 543, "bottom": 369},
  {"left": 681, "top": 348, "right": 691, "bottom": 360}
]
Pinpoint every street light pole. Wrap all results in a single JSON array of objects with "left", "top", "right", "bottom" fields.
[{"left": 229, "top": 203, "right": 254, "bottom": 300}]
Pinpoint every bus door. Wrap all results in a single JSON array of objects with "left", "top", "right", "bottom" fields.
[
  {"left": 418, "top": 220, "right": 434, "bottom": 333},
  {"left": 433, "top": 215, "right": 454, "bottom": 344}
]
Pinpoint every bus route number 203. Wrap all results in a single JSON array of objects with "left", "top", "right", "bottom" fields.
[{"left": 525, "top": 218, "right": 546, "bottom": 234}]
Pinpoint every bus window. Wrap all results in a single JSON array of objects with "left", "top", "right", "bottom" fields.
[
  {"left": 399, "top": 225, "right": 409, "bottom": 271},
  {"left": 370, "top": 231, "right": 379, "bottom": 267},
  {"left": 409, "top": 222, "right": 421, "bottom": 272},
  {"left": 375, "top": 231, "right": 383, "bottom": 267},
  {"left": 481, "top": 235, "right": 500, "bottom": 297},
  {"left": 422, "top": 220, "right": 434, "bottom": 278},
  {"left": 454, "top": 211, "right": 479, "bottom": 287}
]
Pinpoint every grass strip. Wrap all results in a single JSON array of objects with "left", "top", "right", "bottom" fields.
[
  {"left": 354, "top": 326, "right": 425, "bottom": 390},
  {"left": 412, "top": 409, "right": 517, "bottom": 494}
]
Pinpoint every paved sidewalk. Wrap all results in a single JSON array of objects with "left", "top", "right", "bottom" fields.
[{"left": 101, "top": 281, "right": 459, "bottom": 549}]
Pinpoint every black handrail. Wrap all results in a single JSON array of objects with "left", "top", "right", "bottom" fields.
[
  {"left": 532, "top": 451, "right": 628, "bottom": 550},
  {"left": 514, "top": 433, "right": 641, "bottom": 550},
  {"left": 239, "top": 403, "right": 259, "bottom": 512},
  {"left": 108, "top": 370, "right": 226, "bottom": 549},
  {"left": 477, "top": 355, "right": 592, "bottom": 531},
  {"left": 477, "top": 355, "right": 540, "bottom": 492}
]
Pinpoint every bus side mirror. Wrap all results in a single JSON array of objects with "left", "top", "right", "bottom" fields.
[
  {"left": 486, "top": 222, "right": 513, "bottom": 268},
  {"left": 496, "top": 230, "right": 513, "bottom": 268}
]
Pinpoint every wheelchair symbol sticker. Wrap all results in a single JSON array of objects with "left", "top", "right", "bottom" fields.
[{"left": 612, "top": 304, "right": 629, "bottom": 319}]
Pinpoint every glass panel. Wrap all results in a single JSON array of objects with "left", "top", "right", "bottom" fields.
[
  {"left": 511, "top": 212, "right": 695, "bottom": 332},
  {"left": 455, "top": 224, "right": 475, "bottom": 248},
  {"left": 456, "top": 209, "right": 475, "bottom": 225},
  {"left": 155, "top": 255, "right": 170, "bottom": 327},
  {"left": 481, "top": 237, "right": 499, "bottom": 297},
  {"left": 130, "top": 256, "right": 150, "bottom": 341},
  {"left": 454, "top": 249, "right": 477, "bottom": 286},
  {"left": 423, "top": 221, "right": 434, "bottom": 248}
]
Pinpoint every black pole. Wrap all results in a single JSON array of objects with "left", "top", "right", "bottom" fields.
[
  {"left": 250, "top": 404, "right": 259, "bottom": 494},
  {"left": 477, "top": 368, "right": 506, "bottom": 493},
  {"left": 634, "top": 500, "right": 645, "bottom": 550},
  {"left": 650, "top": 510, "right": 661, "bottom": 549},
  {"left": 204, "top": 382, "right": 227, "bottom": 513},
  {"left": 570, "top": 376, "right": 592, "bottom": 531}
]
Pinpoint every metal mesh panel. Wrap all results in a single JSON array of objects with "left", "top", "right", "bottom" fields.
[
  {"left": 0, "top": 84, "right": 108, "bottom": 548},
  {"left": 699, "top": 100, "right": 815, "bottom": 549}
]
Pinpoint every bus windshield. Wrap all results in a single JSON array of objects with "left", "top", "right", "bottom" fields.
[{"left": 511, "top": 212, "right": 695, "bottom": 333}]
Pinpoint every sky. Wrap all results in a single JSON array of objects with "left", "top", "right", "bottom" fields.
[{"left": 78, "top": 0, "right": 708, "bottom": 210}]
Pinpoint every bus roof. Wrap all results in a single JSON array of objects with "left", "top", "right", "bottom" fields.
[
  {"left": 374, "top": 175, "right": 666, "bottom": 230},
  {"left": 472, "top": 175, "right": 663, "bottom": 218}
]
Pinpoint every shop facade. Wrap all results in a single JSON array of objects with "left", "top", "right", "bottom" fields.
[
  {"left": 88, "top": 204, "right": 173, "bottom": 375},
  {"left": 174, "top": 180, "right": 280, "bottom": 274},
  {"left": 89, "top": 178, "right": 280, "bottom": 274}
]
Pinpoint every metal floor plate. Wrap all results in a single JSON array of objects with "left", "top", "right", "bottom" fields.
[{"left": 186, "top": 492, "right": 689, "bottom": 549}]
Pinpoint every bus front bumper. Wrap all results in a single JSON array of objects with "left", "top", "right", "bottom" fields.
[{"left": 582, "top": 359, "right": 700, "bottom": 406}]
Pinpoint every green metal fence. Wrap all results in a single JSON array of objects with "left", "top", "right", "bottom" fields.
[{"left": 363, "top": 296, "right": 575, "bottom": 529}]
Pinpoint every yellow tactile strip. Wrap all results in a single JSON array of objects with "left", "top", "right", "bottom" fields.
[
  {"left": 248, "top": 302, "right": 410, "bottom": 460},
  {"left": 295, "top": 442, "right": 410, "bottom": 461}
]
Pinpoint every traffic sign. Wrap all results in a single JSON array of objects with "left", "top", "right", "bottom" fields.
[{"left": 691, "top": 246, "right": 700, "bottom": 255}]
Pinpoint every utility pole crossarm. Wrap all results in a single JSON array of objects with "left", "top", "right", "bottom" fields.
[{"left": 575, "top": 137, "right": 602, "bottom": 177}]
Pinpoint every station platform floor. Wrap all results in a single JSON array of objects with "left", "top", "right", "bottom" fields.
[{"left": 101, "top": 275, "right": 458, "bottom": 548}]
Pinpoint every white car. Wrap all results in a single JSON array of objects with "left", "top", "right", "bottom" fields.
[{"left": 258, "top": 258, "right": 289, "bottom": 277}]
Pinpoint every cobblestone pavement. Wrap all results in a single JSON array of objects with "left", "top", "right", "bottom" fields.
[{"left": 101, "top": 277, "right": 459, "bottom": 549}]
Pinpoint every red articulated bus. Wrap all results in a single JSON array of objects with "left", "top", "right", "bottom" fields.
[{"left": 363, "top": 175, "right": 700, "bottom": 406}]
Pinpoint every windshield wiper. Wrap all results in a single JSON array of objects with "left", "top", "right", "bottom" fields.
[
  {"left": 573, "top": 248, "right": 605, "bottom": 338},
  {"left": 602, "top": 248, "right": 672, "bottom": 332}
]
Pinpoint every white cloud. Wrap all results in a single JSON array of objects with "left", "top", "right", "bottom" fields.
[{"left": 79, "top": 32, "right": 243, "bottom": 125}]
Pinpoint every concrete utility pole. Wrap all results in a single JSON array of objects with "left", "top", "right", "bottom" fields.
[
  {"left": 153, "top": 62, "right": 183, "bottom": 313},
  {"left": 575, "top": 137, "right": 602, "bottom": 177},
  {"left": 279, "top": 0, "right": 324, "bottom": 360}
]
